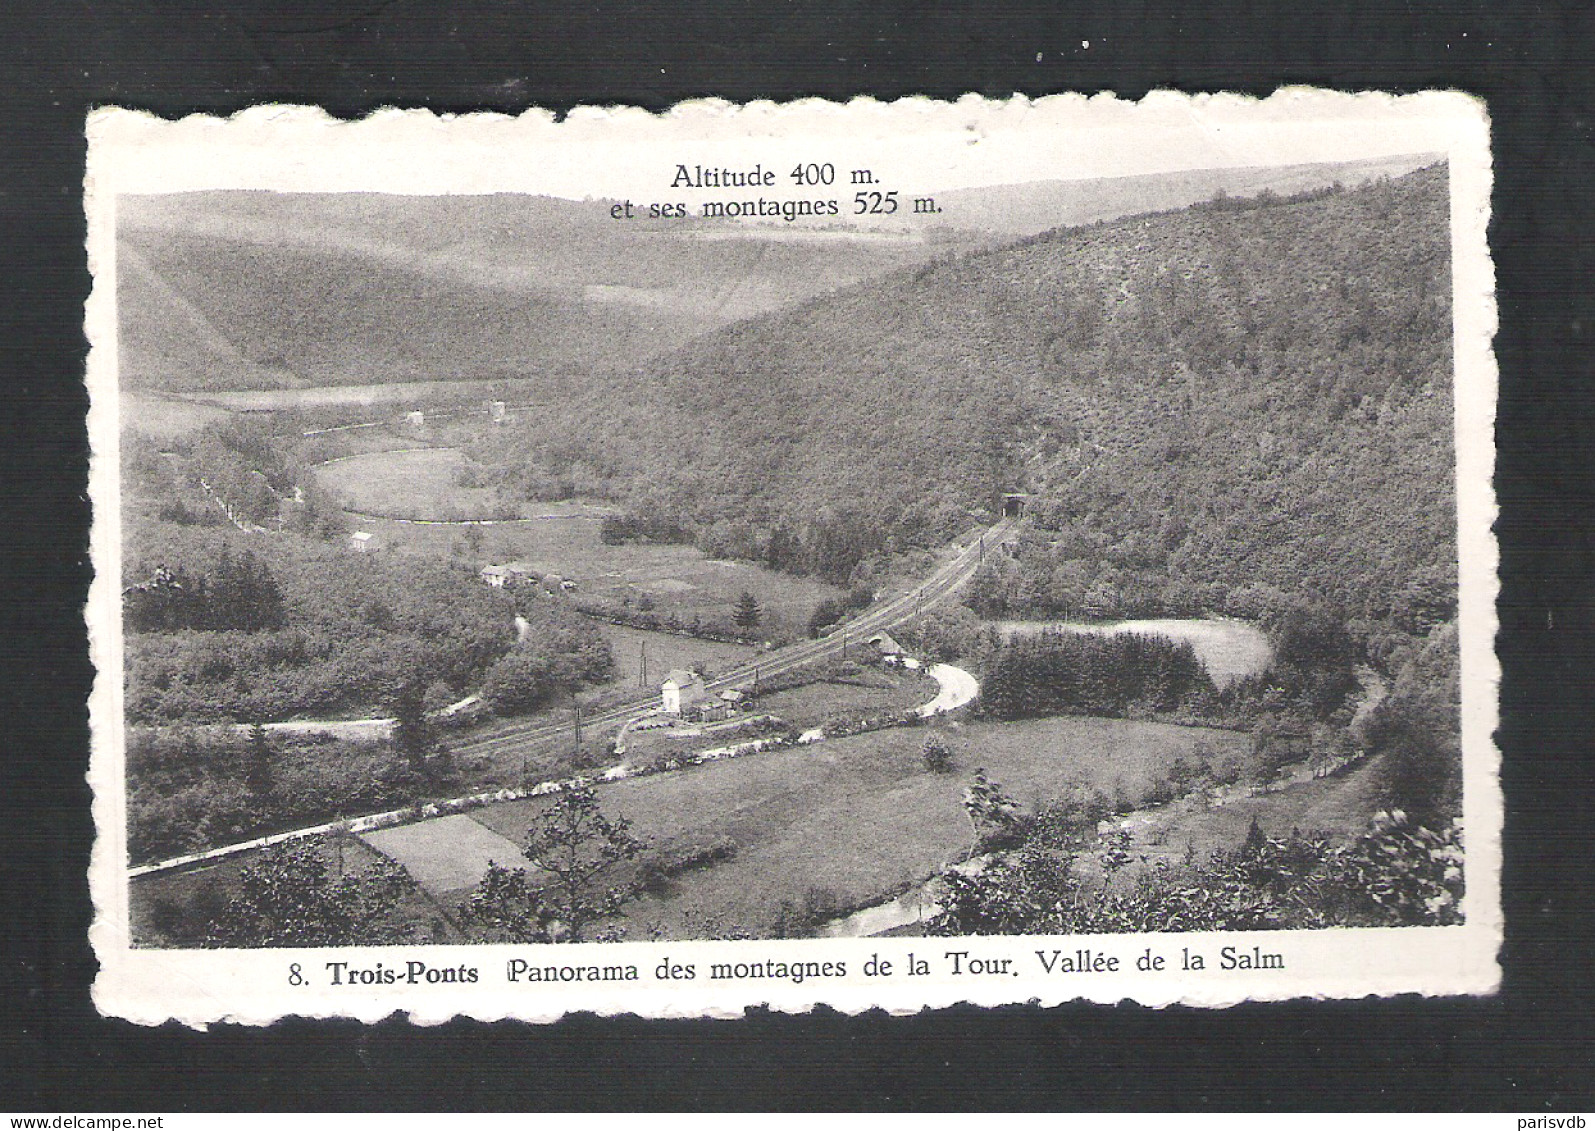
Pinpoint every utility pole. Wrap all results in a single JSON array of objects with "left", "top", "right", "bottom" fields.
[
  {"left": 640, "top": 642, "right": 647, "bottom": 689},
  {"left": 573, "top": 694, "right": 582, "bottom": 752}
]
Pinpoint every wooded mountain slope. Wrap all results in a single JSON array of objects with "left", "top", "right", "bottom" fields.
[
  {"left": 491, "top": 164, "right": 1454, "bottom": 624},
  {"left": 116, "top": 191, "right": 980, "bottom": 392}
]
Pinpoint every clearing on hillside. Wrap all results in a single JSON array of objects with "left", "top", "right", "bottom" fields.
[
  {"left": 332, "top": 502, "right": 845, "bottom": 636},
  {"left": 316, "top": 447, "right": 517, "bottom": 521}
]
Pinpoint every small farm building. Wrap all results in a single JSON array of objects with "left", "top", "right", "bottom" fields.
[
  {"left": 481, "top": 563, "right": 536, "bottom": 588},
  {"left": 867, "top": 631, "right": 905, "bottom": 657},
  {"left": 349, "top": 531, "right": 379, "bottom": 553}
]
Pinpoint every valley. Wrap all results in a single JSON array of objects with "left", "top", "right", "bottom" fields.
[{"left": 119, "top": 162, "right": 1465, "bottom": 947}]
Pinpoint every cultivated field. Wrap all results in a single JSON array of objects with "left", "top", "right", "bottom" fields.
[
  {"left": 316, "top": 447, "right": 516, "bottom": 521},
  {"left": 360, "top": 814, "right": 526, "bottom": 894},
  {"left": 470, "top": 714, "right": 1251, "bottom": 939}
]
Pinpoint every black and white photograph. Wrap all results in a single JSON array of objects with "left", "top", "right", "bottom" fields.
[{"left": 84, "top": 94, "right": 1500, "bottom": 1022}]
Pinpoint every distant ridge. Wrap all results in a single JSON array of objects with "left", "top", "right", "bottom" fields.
[
  {"left": 923, "top": 154, "right": 1440, "bottom": 239},
  {"left": 116, "top": 155, "right": 1437, "bottom": 395},
  {"left": 115, "top": 192, "right": 981, "bottom": 393}
]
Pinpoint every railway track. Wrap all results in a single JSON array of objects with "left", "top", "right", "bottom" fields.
[
  {"left": 127, "top": 517, "right": 1019, "bottom": 878},
  {"left": 449, "top": 516, "right": 1019, "bottom": 762}
]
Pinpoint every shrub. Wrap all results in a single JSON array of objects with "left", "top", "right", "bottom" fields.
[
  {"left": 921, "top": 735, "right": 955, "bottom": 774},
  {"left": 483, "top": 651, "right": 560, "bottom": 714},
  {"left": 637, "top": 836, "right": 739, "bottom": 894}
]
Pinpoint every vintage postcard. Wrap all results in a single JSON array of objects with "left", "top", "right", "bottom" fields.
[{"left": 86, "top": 92, "right": 1499, "bottom": 1025}]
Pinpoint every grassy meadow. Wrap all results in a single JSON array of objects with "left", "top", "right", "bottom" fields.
[
  {"left": 316, "top": 447, "right": 514, "bottom": 521},
  {"left": 470, "top": 714, "right": 1251, "bottom": 939},
  {"left": 993, "top": 617, "right": 1273, "bottom": 688},
  {"left": 314, "top": 449, "right": 846, "bottom": 636},
  {"left": 749, "top": 667, "right": 937, "bottom": 729},
  {"left": 597, "top": 624, "right": 758, "bottom": 692}
]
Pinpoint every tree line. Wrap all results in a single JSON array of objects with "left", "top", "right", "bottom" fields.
[
  {"left": 124, "top": 547, "right": 285, "bottom": 633},
  {"left": 977, "top": 630, "right": 1217, "bottom": 720}
]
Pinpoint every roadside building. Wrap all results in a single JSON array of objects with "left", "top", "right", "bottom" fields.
[
  {"left": 349, "top": 530, "right": 379, "bottom": 553},
  {"left": 660, "top": 669, "right": 707, "bottom": 715},
  {"left": 866, "top": 631, "right": 905, "bottom": 660},
  {"left": 405, "top": 410, "right": 425, "bottom": 430},
  {"left": 488, "top": 400, "right": 508, "bottom": 422}
]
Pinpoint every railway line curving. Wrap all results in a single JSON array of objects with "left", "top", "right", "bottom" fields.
[{"left": 127, "top": 516, "right": 1018, "bottom": 877}]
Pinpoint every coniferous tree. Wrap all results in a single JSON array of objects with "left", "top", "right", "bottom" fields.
[
  {"left": 391, "top": 680, "right": 434, "bottom": 781},
  {"left": 245, "top": 722, "right": 275, "bottom": 798},
  {"left": 733, "top": 591, "right": 762, "bottom": 632}
]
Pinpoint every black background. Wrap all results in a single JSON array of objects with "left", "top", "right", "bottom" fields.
[{"left": 2, "top": 0, "right": 1591, "bottom": 1111}]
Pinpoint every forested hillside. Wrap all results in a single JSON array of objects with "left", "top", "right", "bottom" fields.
[
  {"left": 116, "top": 191, "right": 982, "bottom": 392},
  {"left": 122, "top": 523, "right": 610, "bottom": 724},
  {"left": 121, "top": 420, "right": 614, "bottom": 724},
  {"left": 486, "top": 165, "right": 1454, "bottom": 625}
]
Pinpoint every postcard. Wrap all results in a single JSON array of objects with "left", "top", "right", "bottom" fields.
[{"left": 86, "top": 91, "right": 1499, "bottom": 1024}]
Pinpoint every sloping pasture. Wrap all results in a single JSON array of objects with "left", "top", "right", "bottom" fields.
[{"left": 470, "top": 714, "right": 1250, "bottom": 939}]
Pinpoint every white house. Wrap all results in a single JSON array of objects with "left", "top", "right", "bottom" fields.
[
  {"left": 349, "top": 530, "right": 378, "bottom": 553},
  {"left": 405, "top": 410, "right": 425, "bottom": 430},
  {"left": 488, "top": 400, "right": 508, "bottom": 422},
  {"left": 660, "top": 669, "right": 707, "bottom": 715}
]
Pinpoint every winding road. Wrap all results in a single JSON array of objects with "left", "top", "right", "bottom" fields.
[
  {"left": 446, "top": 516, "right": 1018, "bottom": 765},
  {"left": 128, "top": 518, "right": 1015, "bottom": 878}
]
